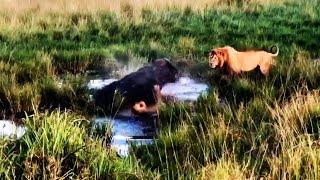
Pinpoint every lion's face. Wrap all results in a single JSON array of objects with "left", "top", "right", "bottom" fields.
[{"left": 209, "top": 51, "right": 220, "bottom": 68}]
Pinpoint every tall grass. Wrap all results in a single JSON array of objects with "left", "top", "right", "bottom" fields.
[
  {"left": 0, "top": 0, "right": 287, "bottom": 15},
  {"left": 0, "top": 57, "right": 91, "bottom": 116},
  {"left": 132, "top": 89, "right": 320, "bottom": 178},
  {"left": 0, "top": 110, "right": 157, "bottom": 178}
]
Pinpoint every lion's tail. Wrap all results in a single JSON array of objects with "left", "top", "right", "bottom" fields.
[{"left": 269, "top": 45, "right": 279, "bottom": 57}]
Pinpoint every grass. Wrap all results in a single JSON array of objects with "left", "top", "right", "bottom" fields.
[
  {"left": 0, "top": 59, "right": 91, "bottom": 116},
  {"left": 0, "top": 0, "right": 318, "bottom": 115},
  {"left": 0, "top": 0, "right": 320, "bottom": 178},
  {"left": 0, "top": 0, "right": 287, "bottom": 15},
  {"left": 0, "top": 110, "right": 156, "bottom": 179}
]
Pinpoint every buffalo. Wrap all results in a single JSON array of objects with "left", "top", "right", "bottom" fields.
[{"left": 94, "top": 58, "right": 178, "bottom": 115}]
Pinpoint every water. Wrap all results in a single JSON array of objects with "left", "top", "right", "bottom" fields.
[
  {"left": 89, "top": 76, "right": 208, "bottom": 156},
  {"left": 94, "top": 117, "right": 155, "bottom": 157},
  {"left": 87, "top": 76, "right": 209, "bottom": 100},
  {"left": 0, "top": 120, "right": 26, "bottom": 139},
  {"left": 87, "top": 78, "right": 118, "bottom": 89},
  {"left": 161, "top": 77, "right": 208, "bottom": 101}
]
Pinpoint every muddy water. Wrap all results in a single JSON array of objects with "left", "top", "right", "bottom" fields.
[{"left": 89, "top": 76, "right": 208, "bottom": 156}]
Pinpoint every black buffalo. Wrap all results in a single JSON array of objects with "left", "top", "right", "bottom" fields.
[{"left": 94, "top": 58, "right": 178, "bottom": 115}]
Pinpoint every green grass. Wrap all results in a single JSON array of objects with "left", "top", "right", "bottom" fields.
[
  {"left": 0, "top": 0, "right": 320, "bottom": 178},
  {"left": 0, "top": 0, "right": 319, "bottom": 114},
  {"left": 0, "top": 110, "right": 156, "bottom": 179}
]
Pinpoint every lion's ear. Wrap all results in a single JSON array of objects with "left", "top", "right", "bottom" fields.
[
  {"left": 215, "top": 49, "right": 222, "bottom": 56},
  {"left": 210, "top": 49, "right": 218, "bottom": 57},
  {"left": 209, "top": 49, "right": 214, "bottom": 57},
  {"left": 216, "top": 48, "right": 229, "bottom": 60}
]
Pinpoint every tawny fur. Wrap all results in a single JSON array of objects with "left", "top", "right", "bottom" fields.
[{"left": 209, "top": 45, "right": 279, "bottom": 75}]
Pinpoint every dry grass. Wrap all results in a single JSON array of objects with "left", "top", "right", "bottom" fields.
[
  {"left": 197, "top": 156, "right": 249, "bottom": 179},
  {"left": 1, "top": 0, "right": 286, "bottom": 15},
  {"left": 269, "top": 90, "right": 320, "bottom": 145},
  {"left": 0, "top": 0, "right": 291, "bottom": 29},
  {"left": 268, "top": 136, "right": 320, "bottom": 179}
]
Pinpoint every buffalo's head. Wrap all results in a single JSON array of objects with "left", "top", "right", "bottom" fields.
[{"left": 152, "top": 58, "right": 178, "bottom": 87}]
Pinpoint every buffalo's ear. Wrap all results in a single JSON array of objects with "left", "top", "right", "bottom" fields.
[
  {"left": 132, "top": 101, "right": 147, "bottom": 113},
  {"left": 153, "top": 84, "right": 162, "bottom": 100},
  {"left": 152, "top": 58, "right": 170, "bottom": 67}
]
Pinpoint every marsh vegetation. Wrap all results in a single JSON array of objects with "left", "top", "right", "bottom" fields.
[{"left": 0, "top": 0, "right": 320, "bottom": 178}]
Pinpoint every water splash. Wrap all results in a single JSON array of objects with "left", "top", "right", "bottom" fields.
[
  {"left": 0, "top": 120, "right": 26, "bottom": 139},
  {"left": 88, "top": 76, "right": 208, "bottom": 101},
  {"left": 88, "top": 78, "right": 118, "bottom": 89},
  {"left": 161, "top": 77, "right": 208, "bottom": 101}
]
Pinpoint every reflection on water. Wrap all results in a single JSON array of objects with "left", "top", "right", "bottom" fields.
[
  {"left": 0, "top": 120, "right": 26, "bottom": 139},
  {"left": 94, "top": 116, "right": 155, "bottom": 157}
]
